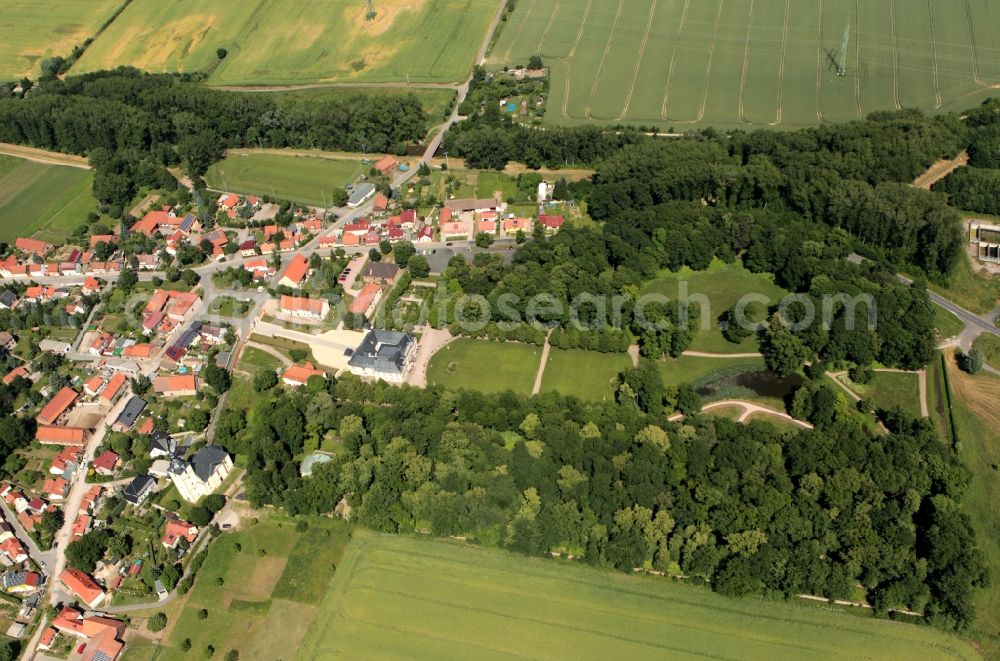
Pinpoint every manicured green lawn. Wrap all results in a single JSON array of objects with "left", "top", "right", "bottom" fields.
[
  {"left": 205, "top": 153, "right": 364, "bottom": 207},
  {"left": 152, "top": 515, "right": 351, "bottom": 661},
  {"left": 972, "top": 333, "right": 1000, "bottom": 369},
  {"left": 640, "top": 259, "right": 787, "bottom": 354},
  {"left": 837, "top": 371, "right": 923, "bottom": 418},
  {"left": 540, "top": 348, "right": 633, "bottom": 401},
  {"left": 0, "top": 155, "right": 96, "bottom": 244},
  {"left": 426, "top": 339, "right": 540, "bottom": 395},
  {"left": 298, "top": 529, "right": 976, "bottom": 660},
  {"left": 657, "top": 354, "right": 766, "bottom": 387}
]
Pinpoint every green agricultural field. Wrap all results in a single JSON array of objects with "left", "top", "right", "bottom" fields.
[
  {"left": 298, "top": 529, "right": 976, "bottom": 660},
  {"left": 71, "top": 0, "right": 498, "bottom": 85},
  {"left": 489, "top": 0, "right": 1000, "bottom": 129},
  {"left": 0, "top": 0, "right": 125, "bottom": 78},
  {"left": 426, "top": 338, "right": 540, "bottom": 394},
  {"left": 0, "top": 155, "right": 96, "bottom": 244},
  {"left": 540, "top": 348, "right": 633, "bottom": 400},
  {"left": 204, "top": 153, "right": 364, "bottom": 207},
  {"left": 142, "top": 515, "right": 351, "bottom": 661},
  {"left": 641, "top": 258, "right": 789, "bottom": 353}
]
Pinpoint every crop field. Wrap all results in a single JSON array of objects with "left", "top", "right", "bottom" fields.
[
  {"left": 0, "top": 154, "right": 95, "bottom": 245},
  {"left": 71, "top": 0, "right": 498, "bottom": 85},
  {"left": 490, "top": 0, "right": 1000, "bottom": 129},
  {"left": 205, "top": 153, "right": 364, "bottom": 207},
  {"left": 298, "top": 529, "right": 976, "bottom": 660},
  {"left": 0, "top": 0, "right": 124, "bottom": 78}
]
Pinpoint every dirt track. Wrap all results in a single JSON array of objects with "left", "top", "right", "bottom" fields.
[
  {"left": 912, "top": 151, "right": 968, "bottom": 189},
  {"left": 0, "top": 142, "right": 90, "bottom": 169}
]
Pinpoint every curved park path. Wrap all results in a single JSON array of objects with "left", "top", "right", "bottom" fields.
[{"left": 668, "top": 400, "right": 814, "bottom": 429}]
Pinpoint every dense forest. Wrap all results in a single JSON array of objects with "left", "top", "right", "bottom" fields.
[{"left": 216, "top": 369, "right": 986, "bottom": 632}]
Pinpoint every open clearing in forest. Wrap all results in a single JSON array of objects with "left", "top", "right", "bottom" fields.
[
  {"left": 297, "top": 529, "right": 976, "bottom": 660},
  {"left": 489, "top": 0, "right": 1000, "bottom": 129},
  {"left": 0, "top": 154, "right": 96, "bottom": 244},
  {"left": 640, "top": 259, "right": 789, "bottom": 354},
  {"left": 71, "top": 0, "right": 497, "bottom": 85},
  {"left": 204, "top": 153, "right": 364, "bottom": 207},
  {"left": 0, "top": 0, "right": 124, "bottom": 78}
]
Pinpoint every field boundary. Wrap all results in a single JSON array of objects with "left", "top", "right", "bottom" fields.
[{"left": 0, "top": 143, "right": 91, "bottom": 169}]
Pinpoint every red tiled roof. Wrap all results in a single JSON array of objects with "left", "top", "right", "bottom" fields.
[
  {"left": 92, "top": 451, "right": 118, "bottom": 472},
  {"left": 100, "top": 372, "right": 127, "bottom": 402},
  {"left": 37, "top": 387, "right": 78, "bottom": 425},
  {"left": 152, "top": 374, "right": 197, "bottom": 394},
  {"left": 280, "top": 295, "right": 326, "bottom": 315},
  {"left": 348, "top": 283, "right": 381, "bottom": 315},
  {"left": 59, "top": 569, "right": 104, "bottom": 605},
  {"left": 280, "top": 254, "right": 310, "bottom": 287},
  {"left": 3, "top": 366, "right": 27, "bottom": 386},
  {"left": 15, "top": 237, "right": 50, "bottom": 254}
]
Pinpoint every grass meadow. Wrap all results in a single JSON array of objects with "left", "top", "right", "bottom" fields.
[
  {"left": 640, "top": 258, "right": 788, "bottom": 354},
  {"left": 72, "top": 0, "right": 497, "bottom": 85},
  {"left": 838, "top": 370, "right": 923, "bottom": 418},
  {"left": 489, "top": 0, "right": 1000, "bottom": 129},
  {"left": 658, "top": 354, "right": 766, "bottom": 387},
  {"left": 0, "top": 0, "right": 124, "bottom": 78},
  {"left": 129, "top": 515, "right": 352, "bottom": 661},
  {"left": 0, "top": 154, "right": 96, "bottom": 244},
  {"left": 298, "top": 529, "right": 977, "bottom": 660},
  {"left": 540, "top": 347, "right": 633, "bottom": 400},
  {"left": 204, "top": 153, "right": 364, "bottom": 207},
  {"left": 426, "top": 338, "right": 540, "bottom": 394}
]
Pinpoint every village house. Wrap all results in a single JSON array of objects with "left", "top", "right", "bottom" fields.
[
  {"left": 348, "top": 283, "right": 383, "bottom": 319},
  {"left": 0, "top": 537, "right": 28, "bottom": 565},
  {"left": 121, "top": 474, "right": 156, "bottom": 506},
  {"left": 1, "top": 571, "right": 40, "bottom": 595},
  {"left": 152, "top": 375, "right": 198, "bottom": 397},
  {"left": 170, "top": 445, "right": 232, "bottom": 503},
  {"left": 440, "top": 220, "right": 471, "bottom": 241},
  {"left": 373, "top": 155, "right": 398, "bottom": 175},
  {"left": 112, "top": 396, "right": 147, "bottom": 432},
  {"left": 50, "top": 448, "right": 80, "bottom": 476},
  {"left": 59, "top": 569, "right": 106, "bottom": 608},
  {"left": 2, "top": 366, "right": 27, "bottom": 385},
  {"left": 14, "top": 237, "right": 52, "bottom": 256},
  {"left": 361, "top": 262, "right": 401, "bottom": 286},
  {"left": 0, "top": 291, "right": 17, "bottom": 310},
  {"left": 278, "top": 253, "right": 311, "bottom": 289},
  {"left": 281, "top": 362, "right": 326, "bottom": 387},
  {"left": 243, "top": 257, "right": 275, "bottom": 281},
  {"left": 162, "top": 519, "right": 198, "bottom": 549},
  {"left": 0, "top": 331, "right": 16, "bottom": 353},
  {"left": 43, "top": 476, "right": 69, "bottom": 500},
  {"left": 35, "top": 425, "right": 88, "bottom": 447},
  {"left": 539, "top": 214, "right": 565, "bottom": 234},
  {"left": 36, "top": 386, "right": 79, "bottom": 426},
  {"left": 100, "top": 372, "right": 128, "bottom": 403},
  {"left": 279, "top": 295, "right": 329, "bottom": 320},
  {"left": 71, "top": 513, "right": 91, "bottom": 539},
  {"left": 92, "top": 451, "right": 119, "bottom": 476},
  {"left": 503, "top": 217, "right": 532, "bottom": 235},
  {"left": 50, "top": 606, "right": 126, "bottom": 661},
  {"left": 373, "top": 193, "right": 389, "bottom": 213}
]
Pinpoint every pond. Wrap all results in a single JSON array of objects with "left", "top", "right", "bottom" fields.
[{"left": 697, "top": 369, "right": 803, "bottom": 403}]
